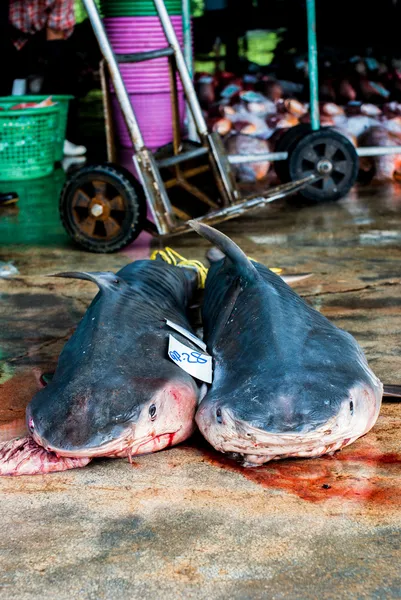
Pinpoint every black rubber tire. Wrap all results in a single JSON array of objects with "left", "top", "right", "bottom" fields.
[
  {"left": 274, "top": 124, "right": 311, "bottom": 183},
  {"left": 60, "top": 163, "right": 147, "bottom": 253},
  {"left": 289, "top": 129, "right": 359, "bottom": 202}
]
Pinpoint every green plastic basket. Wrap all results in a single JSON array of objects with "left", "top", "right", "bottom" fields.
[
  {"left": 0, "top": 100, "right": 61, "bottom": 181},
  {"left": 0, "top": 95, "right": 72, "bottom": 162},
  {"left": 0, "top": 168, "right": 67, "bottom": 244},
  {"left": 99, "top": 0, "right": 183, "bottom": 16}
]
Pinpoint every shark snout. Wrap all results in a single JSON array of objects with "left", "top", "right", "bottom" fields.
[{"left": 195, "top": 400, "right": 236, "bottom": 451}]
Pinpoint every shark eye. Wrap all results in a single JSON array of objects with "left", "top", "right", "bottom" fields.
[
  {"left": 349, "top": 401, "right": 354, "bottom": 415},
  {"left": 114, "top": 278, "right": 119, "bottom": 285},
  {"left": 149, "top": 404, "right": 157, "bottom": 420},
  {"left": 216, "top": 408, "right": 222, "bottom": 424}
]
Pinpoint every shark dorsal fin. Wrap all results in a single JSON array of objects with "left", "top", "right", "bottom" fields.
[{"left": 189, "top": 221, "right": 258, "bottom": 283}]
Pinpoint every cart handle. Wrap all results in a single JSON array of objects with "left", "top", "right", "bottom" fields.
[{"left": 82, "top": 0, "right": 146, "bottom": 150}]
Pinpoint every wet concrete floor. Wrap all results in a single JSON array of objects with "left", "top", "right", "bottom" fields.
[{"left": 0, "top": 179, "right": 401, "bottom": 599}]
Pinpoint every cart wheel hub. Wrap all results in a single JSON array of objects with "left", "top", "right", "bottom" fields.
[
  {"left": 88, "top": 196, "right": 111, "bottom": 221},
  {"left": 91, "top": 203, "right": 104, "bottom": 217},
  {"left": 317, "top": 159, "right": 333, "bottom": 175}
]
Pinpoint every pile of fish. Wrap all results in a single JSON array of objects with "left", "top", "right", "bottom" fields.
[
  {"left": 196, "top": 72, "right": 401, "bottom": 184},
  {"left": 0, "top": 224, "right": 383, "bottom": 475},
  {"left": 273, "top": 53, "right": 401, "bottom": 106}
]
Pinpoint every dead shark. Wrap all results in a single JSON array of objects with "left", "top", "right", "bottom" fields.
[
  {"left": 190, "top": 221, "right": 383, "bottom": 467},
  {"left": 0, "top": 258, "right": 201, "bottom": 475}
]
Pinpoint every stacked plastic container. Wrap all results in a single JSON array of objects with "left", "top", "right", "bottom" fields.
[{"left": 100, "top": 0, "right": 190, "bottom": 150}]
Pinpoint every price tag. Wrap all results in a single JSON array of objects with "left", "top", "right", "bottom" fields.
[
  {"left": 168, "top": 335, "right": 212, "bottom": 384},
  {"left": 165, "top": 319, "right": 207, "bottom": 351}
]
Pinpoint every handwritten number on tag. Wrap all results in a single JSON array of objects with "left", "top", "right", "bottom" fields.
[
  {"left": 182, "top": 351, "right": 207, "bottom": 364},
  {"left": 169, "top": 350, "right": 207, "bottom": 364},
  {"left": 168, "top": 334, "right": 212, "bottom": 383}
]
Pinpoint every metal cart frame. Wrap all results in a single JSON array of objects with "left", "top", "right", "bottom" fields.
[{"left": 79, "top": 0, "right": 315, "bottom": 241}]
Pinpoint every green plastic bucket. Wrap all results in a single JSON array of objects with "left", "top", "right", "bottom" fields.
[
  {"left": 0, "top": 95, "right": 73, "bottom": 162},
  {"left": 0, "top": 99, "right": 61, "bottom": 181}
]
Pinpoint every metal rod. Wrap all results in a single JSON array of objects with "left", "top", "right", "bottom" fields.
[
  {"left": 99, "top": 60, "right": 117, "bottom": 163},
  {"left": 182, "top": 0, "right": 192, "bottom": 80},
  {"left": 168, "top": 54, "right": 182, "bottom": 155},
  {"left": 182, "top": 0, "right": 198, "bottom": 142},
  {"left": 134, "top": 149, "right": 177, "bottom": 234},
  {"left": 241, "top": 174, "right": 319, "bottom": 203},
  {"left": 178, "top": 177, "right": 219, "bottom": 208},
  {"left": 116, "top": 47, "right": 174, "bottom": 63},
  {"left": 209, "top": 178, "right": 315, "bottom": 215},
  {"left": 82, "top": 0, "right": 145, "bottom": 150},
  {"left": 306, "top": 0, "right": 320, "bottom": 131},
  {"left": 157, "top": 146, "right": 209, "bottom": 168},
  {"left": 166, "top": 175, "right": 318, "bottom": 235},
  {"left": 228, "top": 151, "right": 289, "bottom": 164},
  {"left": 357, "top": 146, "right": 401, "bottom": 157},
  {"left": 207, "top": 131, "right": 239, "bottom": 205},
  {"left": 227, "top": 146, "right": 401, "bottom": 164},
  {"left": 164, "top": 164, "right": 210, "bottom": 188},
  {"left": 153, "top": 0, "right": 208, "bottom": 136}
]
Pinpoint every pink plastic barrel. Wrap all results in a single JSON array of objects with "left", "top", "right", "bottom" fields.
[
  {"left": 110, "top": 69, "right": 183, "bottom": 92},
  {"left": 111, "top": 92, "right": 186, "bottom": 148},
  {"left": 103, "top": 15, "right": 184, "bottom": 29},
  {"left": 105, "top": 16, "right": 190, "bottom": 91},
  {"left": 104, "top": 15, "right": 192, "bottom": 150}
]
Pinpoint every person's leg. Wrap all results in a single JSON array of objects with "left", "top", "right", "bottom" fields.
[{"left": 41, "top": 39, "right": 73, "bottom": 95}]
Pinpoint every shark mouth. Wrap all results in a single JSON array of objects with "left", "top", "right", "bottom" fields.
[
  {"left": 38, "top": 428, "right": 183, "bottom": 460},
  {"left": 223, "top": 435, "right": 359, "bottom": 467},
  {"left": 207, "top": 422, "right": 365, "bottom": 467},
  {"left": 197, "top": 383, "right": 383, "bottom": 467}
]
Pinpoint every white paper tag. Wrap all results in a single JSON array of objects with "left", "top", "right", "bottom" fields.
[
  {"left": 168, "top": 335, "right": 212, "bottom": 384},
  {"left": 165, "top": 319, "right": 207, "bottom": 351}
]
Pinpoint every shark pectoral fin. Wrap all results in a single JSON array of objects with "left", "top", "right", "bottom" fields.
[
  {"left": 50, "top": 271, "right": 127, "bottom": 292},
  {"left": 383, "top": 384, "right": 401, "bottom": 399},
  {"left": 281, "top": 273, "right": 313, "bottom": 285}
]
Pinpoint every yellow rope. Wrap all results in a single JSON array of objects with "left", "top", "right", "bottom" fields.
[
  {"left": 150, "top": 247, "right": 208, "bottom": 289},
  {"left": 151, "top": 247, "right": 282, "bottom": 288}
]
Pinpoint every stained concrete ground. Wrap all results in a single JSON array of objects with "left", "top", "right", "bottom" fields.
[{"left": 0, "top": 176, "right": 401, "bottom": 599}]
